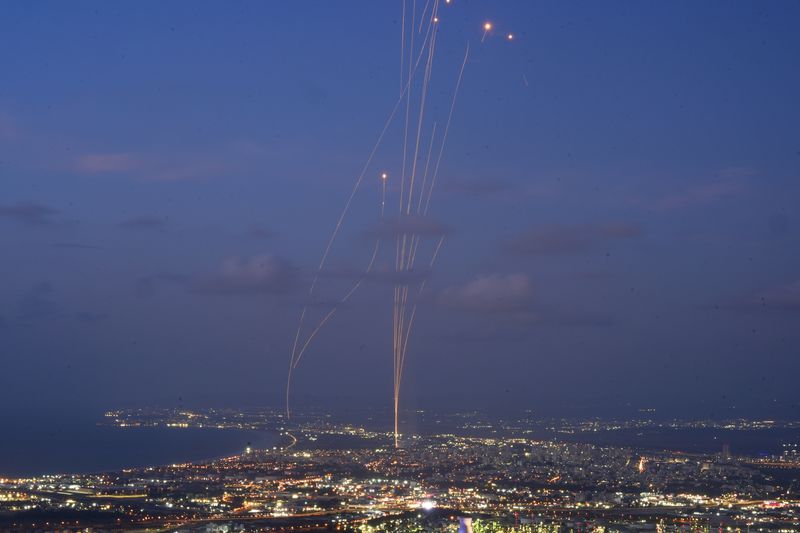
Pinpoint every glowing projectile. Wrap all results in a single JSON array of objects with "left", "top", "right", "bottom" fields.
[
  {"left": 507, "top": 33, "right": 514, "bottom": 40},
  {"left": 481, "top": 22, "right": 493, "bottom": 43}
]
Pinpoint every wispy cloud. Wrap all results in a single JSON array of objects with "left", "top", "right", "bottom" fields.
[
  {"left": 744, "top": 281, "right": 800, "bottom": 314},
  {"left": 74, "top": 152, "right": 234, "bottom": 181},
  {"left": 629, "top": 168, "right": 751, "bottom": 212},
  {"left": 505, "top": 222, "right": 641, "bottom": 255},
  {"left": 654, "top": 179, "right": 745, "bottom": 211},
  {"left": 0, "top": 202, "right": 60, "bottom": 226},
  {"left": 440, "top": 273, "right": 533, "bottom": 314},
  {"left": 75, "top": 153, "right": 140, "bottom": 173},
  {"left": 438, "top": 273, "right": 613, "bottom": 329},
  {"left": 367, "top": 214, "right": 451, "bottom": 240},
  {"left": 193, "top": 254, "right": 298, "bottom": 295},
  {"left": 319, "top": 257, "right": 431, "bottom": 285}
]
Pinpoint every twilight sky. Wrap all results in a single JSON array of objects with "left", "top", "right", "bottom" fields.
[{"left": 1, "top": 1, "right": 799, "bottom": 419}]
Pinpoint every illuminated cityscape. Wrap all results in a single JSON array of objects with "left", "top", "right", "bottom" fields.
[{"left": 1, "top": 408, "right": 800, "bottom": 531}]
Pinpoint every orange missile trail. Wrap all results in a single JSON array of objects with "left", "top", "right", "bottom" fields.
[
  {"left": 290, "top": 173, "right": 388, "bottom": 371},
  {"left": 286, "top": 1, "right": 471, "bottom": 450},
  {"left": 424, "top": 42, "right": 469, "bottom": 216},
  {"left": 286, "top": 1, "right": 440, "bottom": 421},
  {"left": 393, "top": 34, "right": 468, "bottom": 448}
]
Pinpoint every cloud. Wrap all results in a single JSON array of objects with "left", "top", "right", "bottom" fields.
[
  {"left": 654, "top": 180, "right": 745, "bottom": 211},
  {"left": 627, "top": 169, "right": 750, "bottom": 212},
  {"left": 439, "top": 273, "right": 615, "bottom": 328},
  {"left": 366, "top": 267, "right": 430, "bottom": 285},
  {"left": 748, "top": 281, "right": 800, "bottom": 314},
  {"left": 118, "top": 215, "right": 169, "bottom": 230},
  {"left": 320, "top": 261, "right": 430, "bottom": 286},
  {"left": 505, "top": 222, "right": 641, "bottom": 255},
  {"left": 368, "top": 215, "right": 451, "bottom": 239},
  {"left": 0, "top": 202, "right": 59, "bottom": 226},
  {"left": 74, "top": 152, "right": 234, "bottom": 181},
  {"left": 75, "top": 153, "right": 140, "bottom": 173},
  {"left": 440, "top": 273, "right": 533, "bottom": 313},
  {"left": 193, "top": 254, "right": 298, "bottom": 295}
]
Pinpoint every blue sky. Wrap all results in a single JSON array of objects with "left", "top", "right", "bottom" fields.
[{"left": 1, "top": 0, "right": 799, "bottom": 418}]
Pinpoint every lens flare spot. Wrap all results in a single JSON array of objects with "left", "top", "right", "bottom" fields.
[{"left": 420, "top": 499, "right": 436, "bottom": 511}]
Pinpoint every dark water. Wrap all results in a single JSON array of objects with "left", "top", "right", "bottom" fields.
[{"left": 0, "top": 417, "right": 279, "bottom": 477}]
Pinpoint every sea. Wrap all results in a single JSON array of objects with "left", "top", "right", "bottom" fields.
[{"left": 0, "top": 415, "right": 280, "bottom": 478}]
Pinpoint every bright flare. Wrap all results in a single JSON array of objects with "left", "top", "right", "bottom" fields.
[
  {"left": 484, "top": 22, "right": 492, "bottom": 31},
  {"left": 507, "top": 33, "right": 514, "bottom": 40}
]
